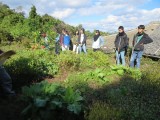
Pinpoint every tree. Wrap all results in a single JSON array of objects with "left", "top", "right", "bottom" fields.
[
  {"left": 29, "top": 5, "right": 37, "bottom": 19},
  {"left": 77, "top": 24, "right": 83, "bottom": 30}
]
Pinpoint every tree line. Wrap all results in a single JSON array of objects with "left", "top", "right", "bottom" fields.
[{"left": 0, "top": 2, "right": 110, "bottom": 44}]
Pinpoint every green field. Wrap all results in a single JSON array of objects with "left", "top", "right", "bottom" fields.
[{"left": 0, "top": 42, "right": 160, "bottom": 120}]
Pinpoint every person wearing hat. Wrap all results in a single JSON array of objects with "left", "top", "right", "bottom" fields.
[
  {"left": 130, "top": 25, "right": 153, "bottom": 68},
  {"left": 114, "top": 26, "right": 128, "bottom": 66}
]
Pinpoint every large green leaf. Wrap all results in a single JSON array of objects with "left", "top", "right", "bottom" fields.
[
  {"left": 67, "top": 103, "right": 82, "bottom": 114},
  {"left": 97, "top": 73, "right": 105, "bottom": 79},
  {"left": 34, "top": 98, "right": 48, "bottom": 107},
  {"left": 117, "top": 70, "right": 124, "bottom": 76}
]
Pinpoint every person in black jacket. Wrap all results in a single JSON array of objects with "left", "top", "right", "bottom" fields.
[
  {"left": 78, "top": 28, "right": 87, "bottom": 54},
  {"left": 114, "top": 26, "right": 128, "bottom": 66},
  {"left": 0, "top": 49, "right": 15, "bottom": 97},
  {"left": 130, "top": 25, "right": 153, "bottom": 68}
]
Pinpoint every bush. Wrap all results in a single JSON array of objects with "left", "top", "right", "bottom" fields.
[
  {"left": 56, "top": 51, "right": 81, "bottom": 70},
  {"left": 21, "top": 81, "right": 84, "bottom": 120},
  {"left": 0, "top": 29, "right": 14, "bottom": 43},
  {"left": 86, "top": 101, "right": 122, "bottom": 120},
  {"left": 80, "top": 50, "right": 109, "bottom": 68},
  {"left": 4, "top": 50, "right": 59, "bottom": 90},
  {"left": 65, "top": 66, "right": 142, "bottom": 89},
  {"left": 56, "top": 50, "right": 109, "bottom": 71}
]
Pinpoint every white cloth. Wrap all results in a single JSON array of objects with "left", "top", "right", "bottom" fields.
[
  {"left": 45, "top": 36, "right": 48, "bottom": 44},
  {"left": 92, "top": 36, "right": 104, "bottom": 49},
  {"left": 80, "top": 34, "right": 84, "bottom": 44},
  {"left": 73, "top": 44, "right": 79, "bottom": 54},
  {"left": 62, "top": 45, "right": 69, "bottom": 51}
]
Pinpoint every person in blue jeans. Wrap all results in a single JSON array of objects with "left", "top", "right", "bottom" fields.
[
  {"left": 78, "top": 28, "right": 87, "bottom": 54},
  {"left": 130, "top": 25, "right": 153, "bottom": 68},
  {"left": 114, "top": 26, "right": 128, "bottom": 66}
]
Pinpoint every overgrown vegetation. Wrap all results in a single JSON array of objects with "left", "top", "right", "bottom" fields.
[{"left": 0, "top": 43, "right": 160, "bottom": 120}]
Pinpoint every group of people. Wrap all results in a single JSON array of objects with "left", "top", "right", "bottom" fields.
[
  {"left": 55, "top": 28, "right": 104, "bottom": 54},
  {"left": 115, "top": 25, "right": 153, "bottom": 68},
  {"left": 55, "top": 24, "right": 153, "bottom": 69}
]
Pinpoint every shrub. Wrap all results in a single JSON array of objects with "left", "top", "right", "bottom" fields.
[
  {"left": 65, "top": 65, "right": 142, "bottom": 90},
  {"left": 55, "top": 50, "right": 109, "bottom": 71},
  {"left": 4, "top": 50, "right": 59, "bottom": 90},
  {"left": 86, "top": 101, "right": 122, "bottom": 120},
  {"left": 80, "top": 50, "right": 109, "bottom": 68},
  {"left": 56, "top": 51, "right": 81, "bottom": 70},
  {"left": 21, "top": 81, "right": 84, "bottom": 120}
]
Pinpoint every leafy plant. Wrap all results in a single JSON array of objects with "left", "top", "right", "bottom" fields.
[
  {"left": 109, "top": 65, "right": 142, "bottom": 79},
  {"left": 4, "top": 50, "right": 59, "bottom": 90},
  {"left": 21, "top": 81, "right": 84, "bottom": 120}
]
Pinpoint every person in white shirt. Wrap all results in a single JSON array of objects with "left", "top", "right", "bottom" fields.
[
  {"left": 92, "top": 30, "right": 104, "bottom": 52},
  {"left": 78, "top": 28, "right": 87, "bottom": 54}
]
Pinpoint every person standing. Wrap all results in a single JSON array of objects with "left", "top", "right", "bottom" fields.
[
  {"left": 114, "top": 26, "right": 128, "bottom": 66},
  {"left": 62, "top": 31, "right": 71, "bottom": 51},
  {"left": 55, "top": 33, "right": 60, "bottom": 54},
  {"left": 44, "top": 34, "right": 49, "bottom": 49},
  {"left": 78, "top": 28, "right": 87, "bottom": 54},
  {"left": 130, "top": 25, "right": 153, "bottom": 68},
  {"left": 72, "top": 31, "right": 79, "bottom": 54},
  {"left": 0, "top": 50, "right": 15, "bottom": 97},
  {"left": 59, "top": 28, "right": 66, "bottom": 51},
  {"left": 92, "top": 30, "right": 104, "bottom": 52}
]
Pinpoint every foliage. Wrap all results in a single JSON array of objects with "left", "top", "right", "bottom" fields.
[
  {"left": 65, "top": 65, "right": 142, "bottom": 89},
  {"left": 81, "top": 50, "right": 109, "bottom": 67},
  {"left": 0, "top": 2, "right": 109, "bottom": 44},
  {"left": 86, "top": 101, "right": 122, "bottom": 120},
  {"left": 56, "top": 51, "right": 81, "bottom": 70},
  {"left": 0, "top": 29, "right": 14, "bottom": 43},
  {"left": 21, "top": 81, "right": 83, "bottom": 120},
  {"left": 55, "top": 50, "right": 109, "bottom": 71},
  {"left": 5, "top": 50, "right": 58, "bottom": 76},
  {"left": 4, "top": 50, "right": 58, "bottom": 90},
  {"left": 109, "top": 65, "right": 142, "bottom": 79}
]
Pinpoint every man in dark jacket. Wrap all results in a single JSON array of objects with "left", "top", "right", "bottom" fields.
[
  {"left": 115, "top": 26, "right": 128, "bottom": 66},
  {"left": 0, "top": 50, "right": 15, "bottom": 97},
  {"left": 130, "top": 25, "right": 153, "bottom": 68}
]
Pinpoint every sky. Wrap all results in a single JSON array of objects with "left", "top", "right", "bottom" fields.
[{"left": 1, "top": 0, "right": 160, "bottom": 32}]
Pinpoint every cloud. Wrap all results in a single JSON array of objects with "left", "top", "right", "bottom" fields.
[
  {"left": 77, "top": 0, "right": 150, "bottom": 16},
  {"left": 1, "top": 0, "right": 160, "bottom": 32},
  {"left": 82, "top": 7, "right": 160, "bottom": 32},
  {"left": 59, "top": 0, "right": 91, "bottom": 7},
  {"left": 51, "top": 8, "right": 75, "bottom": 19},
  {"left": 41, "top": 0, "right": 91, "bottom": 8}
]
